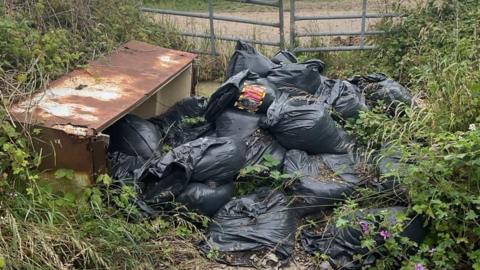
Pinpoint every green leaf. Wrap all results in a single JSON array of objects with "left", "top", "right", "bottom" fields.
[
  {"left": 262, "top": 154, "right": 280, "bottom": 168},
  {"left": 465, "top": 210, "right": 478, "bottom": 221},
  {"left": 54, "top": 168, "right": 75, "bottom": 180},
  {"left": 336, "top": 218, "right": 349, "bottom": 228},
  {"left": 176, "top": 225, "right": 192, "bottom": 237},
  {"left": 361, "top": 238, "right": 377, "bottom": 250},
  {"left": 0, "top": 256, "right": 5, "bottom": 268},
  {"left": 96, "top": 174, "right": 112, "bottom": 186}
]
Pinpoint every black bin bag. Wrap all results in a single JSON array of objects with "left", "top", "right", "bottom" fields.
[
  {"left": 205, "top": 70, "right": 277, "bottom": 122},
  {"left": 283, "top": 150, "right": 362, "bottom": 216},
  {"left": 149, "top": 97, "right": 213, "bottom": 147},
  {"left": 317, "top": 79, "right": 368, "bottom": 119},
  {"left": 191, "top": 137, "right": 246, "bottom": 185},
  {"left": 226, "top": 40, "right": 277, "bottom": 79},
  {"left": 177, "top": 182, "right": 234, "bottom": 217},
  {"left": 271, "top": 50, "right": 298, "bottom": 64},
  {"left": 105, "top": 114, "right": 161, "bottom": 159},
  {"left": 199, "top": 189, "right": 298, "bottom": 267},
  {"left": 261, "top": 93, "right": 349, "bottom": 154},
  {"left": 215, "top": 109, "right": 261, "bottom": 141},
  {"left": 348, "top": 73, "right": 413, "bottom": 107},
  {"left": 266, "top": 59, "right": 325, "bottom": 94},
  {"left": 244, "top": 129, "right": 286, "bottom": 170},
  {"left": 301, "top": 207, "right": 427, "bottom": 270},
  {"left": 135, "top": 137, "right": 245, "bottom": 208},
  {"left": 109, "top": 151, "right": 145, "bottom": 183}
]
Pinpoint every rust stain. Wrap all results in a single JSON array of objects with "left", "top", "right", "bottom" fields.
[{"left": 9, "top": 40, "right": 197, "bottom": 135}]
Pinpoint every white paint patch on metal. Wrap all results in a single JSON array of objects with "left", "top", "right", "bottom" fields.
[
  {"left": 12, "top": 83, "right": 123, "bottom": 123},
  {"left": 52, "top": 124, "right": 89, "bottom": 136}
]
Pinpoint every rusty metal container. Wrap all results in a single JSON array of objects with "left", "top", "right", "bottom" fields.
[{"left": 9, "top": 41, "right": 197, "bottom": 192}]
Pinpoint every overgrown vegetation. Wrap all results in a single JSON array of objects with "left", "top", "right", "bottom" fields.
[
  {"left": 339, "top": 0, "right": 480, "bottom": 268},
  {"left": 1, "top": 0, "right": 479, "bottom": 269},
  {"left": 0, "top": 0, "right": 191, "bottom": 96},
  {"left": 0, "top": 1, "right": 210, "bottom": 269}
]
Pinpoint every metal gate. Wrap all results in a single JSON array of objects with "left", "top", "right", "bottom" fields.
[
  {"left": 141, "top": 0, "right": 285, "bottom": 55},
  {"left": 142, "top": 0, "right": 402, "bottom": 55},
  {"left": 289, "top": 0, "right": 402, "bottom": 53}
]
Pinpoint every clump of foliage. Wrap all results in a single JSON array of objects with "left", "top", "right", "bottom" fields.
[
  {"left": 0, "top": 0, "right": 189, "bottom": 94},
  {"left": 376, "top": 0, "right": 480, "bottom": 131},
  {"left": 342, "top": 0, "right": 480, "bottom": 268},
  {"left": 0, "top": 1, "right": 209, "bottom": 269}
]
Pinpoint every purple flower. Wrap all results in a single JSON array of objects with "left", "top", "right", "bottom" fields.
[
  {"left": 359, "top": 221, "right": 369, "bottom": 233},
  {"left": 379, "top": 230, "right": 391, "bottom": 239},
  {"left": 415, "top": 263, "right": 425, "bottom": 270}
]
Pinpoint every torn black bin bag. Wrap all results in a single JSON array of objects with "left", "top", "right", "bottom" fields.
[
  {"left": 260, "top": 93, "right": 348, "bottom": 154},
  {"left": 199, "top": 189, "right": 298, "bottom": 267},
  {"left": 244, "top": 129, "right": 286, "bottom": 170},
  {"left": 191, "top": 137, "right": 246, "bottom": 185},
  {"left": 151, "top": 96, "right": 208, "bottom": 124},
  {"left": 348, "top": 73, "right": 413, "bottom": 107},
  {"left": 215, "top": 109, "right": 261, "bottom": 141},
  {"left": 301, "top": 207, "right": 427, "bottom": 270},
  {"left": 149, "top": 97, "right": 213, "bottom": 147},
  {"left": 317, "top": 79, "right": 368, "bottom": 119},
  {"left": 109, "top": 151, "right": 145, "bottom": 183},
  {"left": 283, "top": 150, "right": 359, "bottom": 216},
  {"left": 271, "top": 50, "right": 298, "bottom": 64},
  {"left": 105, "top": 114, "right": 161, "bottom": 159},
  {"left": 177, "top": 182, "right": 234, "bottom": 217},
  {"left": 205, "top": 70, "right": 277, "bottom": 122},
  {"left": 135, "top": 137, "right": 244, "bottom": 206},
  {"left": 266, "top": 59, "right": 325, "bottom": 94},
  {"left": 226, "top": 40, "right": 277, "bottom": 79}
]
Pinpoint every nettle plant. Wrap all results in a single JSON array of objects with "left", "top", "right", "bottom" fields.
[{"left": 401, "top": 129, "right": 480, "bottom": 269}]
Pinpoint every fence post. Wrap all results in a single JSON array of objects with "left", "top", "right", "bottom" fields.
[
  {"left": 360, "top": 0, "right": 367, "bottom": 49},
  {"left": 208, "top": 0, "right": 217, "bottom": 56},
  {"left": 278, "top": 0, "right": 285, "bottom": 49},
  {"left": 289, "top": 0, "right": 296, "bottom": 50}
]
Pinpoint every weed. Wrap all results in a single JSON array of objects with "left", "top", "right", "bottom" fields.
[{"left": 236, "top": 154, "right": 292, "bottom": 195}]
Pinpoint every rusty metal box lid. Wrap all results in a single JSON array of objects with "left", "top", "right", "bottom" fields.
[{"left": 9, "top": 40, "right": 196, "bottom": 136}]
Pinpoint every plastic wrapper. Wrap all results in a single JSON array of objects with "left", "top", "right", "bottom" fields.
[{"left": 205, "top": 71, "right": 277, "bottom": 122}]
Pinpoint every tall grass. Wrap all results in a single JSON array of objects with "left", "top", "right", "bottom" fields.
[
  {"left": 0, "top": 1, "right": 213, "bottom": 269},
  {"left": 0, "top": 184, "right": 211, "bottom": 269},
  {"left": 343, "top": 1, "right": 480, "bottom": 268}
]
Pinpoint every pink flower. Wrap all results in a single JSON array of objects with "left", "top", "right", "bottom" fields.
[
  {"left": 415, "top": 263, "right": 425, "bottom": 270},
  {"left": 379, "top": 230, "right": 391, "bottom": 239},
  {"left": 359, "top": 221, "right": 369, "bottom": 233}
]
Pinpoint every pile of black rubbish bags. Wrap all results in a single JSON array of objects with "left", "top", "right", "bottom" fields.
[{"left": 106, "top": 41, "right": 426, "bottom": 269}]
